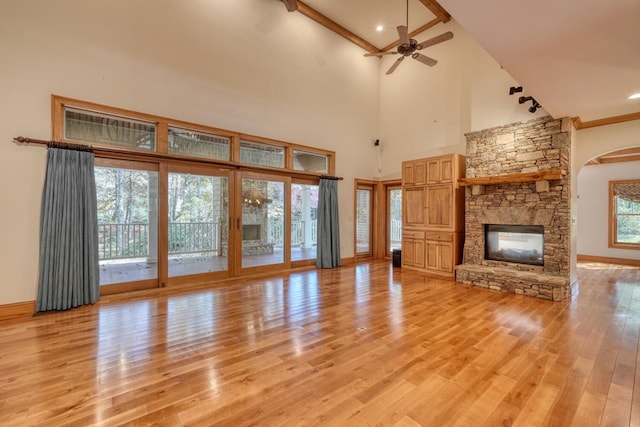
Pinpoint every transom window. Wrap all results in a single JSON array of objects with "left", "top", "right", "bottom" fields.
[
  {"left": 53, "top": 95, "right": 334, "bottom": 176},
  {"left": 609, "top": 179, "right": 640, "bottom": 249}
]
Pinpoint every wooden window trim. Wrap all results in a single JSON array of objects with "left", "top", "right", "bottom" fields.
[
  {"left": 609, "top": 179, "right": 640, "bottom": 250},
  {"left": 52, "top": 94, "right": 335, "bottom": 177}
]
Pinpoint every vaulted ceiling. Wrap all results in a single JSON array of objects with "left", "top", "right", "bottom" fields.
[{"left": 283, "top": 0, "right": 640, "bottom": 128}]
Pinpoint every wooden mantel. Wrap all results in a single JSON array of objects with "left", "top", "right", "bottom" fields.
[{"left": 458, "top": 169, "right": 566, "bottom": 187}]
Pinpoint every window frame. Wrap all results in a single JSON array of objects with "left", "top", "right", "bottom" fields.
[
  {"left": 52, "top": 95, "right": 335, "bottom": 177},
  {"left": 609, "top": 179, "right": 640, "bottom": 250}
]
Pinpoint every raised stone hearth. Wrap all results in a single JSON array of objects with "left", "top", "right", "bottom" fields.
[{"left": 455, "top": 116, "right": 575, "bottom": 301}]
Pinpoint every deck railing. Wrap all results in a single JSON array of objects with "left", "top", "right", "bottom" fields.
[
  {"left": 99, "top": 219, "right": 398, "bottom": 260},
  {"left": 98, "top": 220, "right": 320, "bottom": 260}
]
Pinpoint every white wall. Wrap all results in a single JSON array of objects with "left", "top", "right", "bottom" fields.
[
  {"left": 577, "top": 160, "right": 640, "bottom": 260},
  {"left": 0, "top": 0, "right": 381, "bottom": 304},
  {"left": 575, "top": 120, "right": 640, "bottom": 169},
  {"left": 1, "top": 0, "right": 636, "bottom": 306},
  {"left": 377, "top": 20, "right": 546, "bottom": 180}
]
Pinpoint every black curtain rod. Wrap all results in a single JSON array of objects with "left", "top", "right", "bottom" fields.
[{"left": 14, "top": 136, "right": 344, "bottom": 180}]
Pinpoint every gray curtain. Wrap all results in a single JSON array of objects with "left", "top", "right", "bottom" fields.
[
  {"left": 316, "top": 178, "right": 341, "bottom": 268},
  {"left": 36, "top": 147, "right": 100, "bottom": 312}
]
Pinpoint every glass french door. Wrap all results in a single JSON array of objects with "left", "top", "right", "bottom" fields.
[
  {"left": 95, "top": 159, "right": 159, "bottom": 294},
  {"left": 167, "top": 165, "right": 231, "bottom": 283},
  {"left": 291, "top": 181, "right": 319, "bottom": 262},
  {"left": 356, "top": 184, "right": 374, "bottom": 257},
  {"left": 238, "top": 172, "right": 290, "bottom": 272},
  {"left": 386, "top": 185, "right": 403, "bottom": 257}
]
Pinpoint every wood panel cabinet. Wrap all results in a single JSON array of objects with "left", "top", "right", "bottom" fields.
[
  {"left": 427, "top": 156, "right": 453, "bottom": 184},
  {"left": 403, "top": 186, "right": 426, "bottom": 226},
  {"left": 401, "top": 154, "right": 465, "bottom": 277},
  {"left": 403, "top": 159, "right": 426, "bottom": 186}
]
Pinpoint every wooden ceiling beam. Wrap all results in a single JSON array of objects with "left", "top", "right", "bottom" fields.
[
  {"left": 296, "top": 1, "right": 380, "bottom": 54},
  {"left": 380, "top": 18, "right": 441, "bottom": 52},
  {"left": 417, "top": 0, "right": 451, "bottom": 23},
  {"left": 573, "top": 111, "right": 640, "bottom": 130}
]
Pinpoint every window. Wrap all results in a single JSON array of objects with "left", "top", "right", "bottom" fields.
[
  {"left": 356, "top": 183, "right": 374, "bottom": 257},
  {"left": 292, "top": 149, "right": 329, "bottom": 173},
  {"left": 52, "top": 96, "right": 333, "bottom": 295},
  {"left": 168, "top": 127, "right": 230, "bottom": 161},
  {"left": 610, "top": 180, "right": 640, "bottom": 249},
  {"left": 65, "top": 107, "right": 156, "bottom": 150},
  {"left": 240, "top": 140, "right": 285, "bottom": 168},
  {"left": 54, "top": 96, "right": 335, "bottom": 176}
]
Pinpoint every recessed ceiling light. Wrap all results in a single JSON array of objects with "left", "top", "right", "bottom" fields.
[
  {"left": 629, "top": 93, "right": 640, "bottom": 100},
  {"left": 376, "top": 25, "right": 384, "bottom": 32}
]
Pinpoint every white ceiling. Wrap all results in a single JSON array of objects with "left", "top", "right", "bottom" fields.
[
  {"left": 303, "top": 0, "right": 437, "bottom": 48},
  {"left": 297, "top": 0, "right": 640, "bottom": 123}
]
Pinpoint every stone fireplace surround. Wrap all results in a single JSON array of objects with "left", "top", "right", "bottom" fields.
[{"left": 455, "top": 116, "right": 574, "bottom": 301}]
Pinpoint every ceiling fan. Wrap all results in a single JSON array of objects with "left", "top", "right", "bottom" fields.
[
  {"left": 282, "top": 0, "right": 298, "bottom": 12},
  {"left": 365, "top": 0, "right": 453, "bottom": 74}
]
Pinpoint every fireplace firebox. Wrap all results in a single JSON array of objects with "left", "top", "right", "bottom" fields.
[{"left": 485, "top": 224, "right": 544, "bottom": 266}]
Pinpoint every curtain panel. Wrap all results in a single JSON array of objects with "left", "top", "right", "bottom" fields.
[
  {"left": 316, "top": 178, "right": 341, "bottom": 268},
  {"left": 36, "top": 147, "right": 100, "bottom": 312}
]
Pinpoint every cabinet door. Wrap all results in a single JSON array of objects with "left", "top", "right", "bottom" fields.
[
  {"left": 440, "top": 158, "right": 453, "bottom": 183},
  {"left": 427, "top": 157, "right": 454, "bottom": 184},
  {"left": 439, "top": 241, "right": 453, "bottom": 272},
  {"left": 404, "top": 187, "right": 426, "bottom": 226},
  {"left": 426, "top": 185, "right": 453, "bottom": 228},
  {"left": 426, "top": 241, "right": 453, "bottom": 272},
  {"left": 426, "top": 241, "right": 439, "bottom": 270},
  {"left": 403, "top": 161, "right": 426, "bottom": 186},
  {"left": 412, "top": 240, "right": 425, "bottom": 268},
  {"left": 402, "top": 239, "right": 425, "bottom": 268}
]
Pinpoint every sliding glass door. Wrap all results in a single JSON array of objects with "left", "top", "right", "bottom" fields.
[
  {"left": 239, "top": 172, "right": 290, "bottom": 272},
  {"left": 168, "top": 165, "right": 231, "bottom": 283},
  {"left": 95, "top": 159, "right": 159, "bottom": 293},
  {"left": 94, "top": 163, "right": 314, "bottom": 293}
]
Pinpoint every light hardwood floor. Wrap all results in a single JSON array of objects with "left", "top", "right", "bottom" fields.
[{"left": 0, "top": 261, "right": 638, "bottom": 426}]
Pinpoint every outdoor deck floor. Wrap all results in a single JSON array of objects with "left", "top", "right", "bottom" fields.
[{"left": 100, "top": 247, "right": 317, "bottom": 285}]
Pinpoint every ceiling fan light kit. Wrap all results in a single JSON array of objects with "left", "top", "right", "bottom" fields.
[{"left": 363, "top": 0, "right": 453, "bottom": 74}]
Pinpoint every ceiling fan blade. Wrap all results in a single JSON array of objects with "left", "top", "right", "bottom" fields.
[
  {"left": 417, "top": 31, "right": 454, "bottom": 50},
  {"left": 386, "top": 57, "right": 405, "bottom": 75},
  {"left": 364, "top": 51, "right": 399, "bottom": 57},
  {"left": 412, "top": 53, "right": 437, "bottom": 67},
  {"left": 282, "top": 0, "right": 298, "bottom": 12},
  {"left": 397, "top": 25, "right": 410, "bottom": 46}
]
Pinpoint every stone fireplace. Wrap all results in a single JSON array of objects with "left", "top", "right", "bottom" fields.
[{"left": 455, "top": 116, "right": 575, "bottom": 301}]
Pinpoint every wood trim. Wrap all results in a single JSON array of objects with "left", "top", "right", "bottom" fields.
[
  {"left": 339, "top": 256, "right": 356, "bottom": 265},
  {"left": 609, "top": 179, "right": 640, "bottom": 250},
  {"left": 573, "top": 111, "right": 640, "bottom": 130},
  {"left": 458, "top": 169, "right": 566, "bottom": 186},
  {"left": 0, "top": 301, "right": 35, "bottom": 321},
  {"left": 380, "top": 18, "right": 441, "bottom": 52},
  {"left": 51, "top": 95, "right": 336, "bottom": 178},
  {"left": 296, "top": 1, "right": 380, "bottom": 54},
  {"left": 100, "top": 280, "right": 158, "bottom": 296},
  {"left": 417, "top": 0, "right": 451, "bottom": 23},
  {"left": 577, "top": 254, "right": 640, "bottom": 267},
  {"left": 598, "top": 154, "right": 640, "bottom": 164}
]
